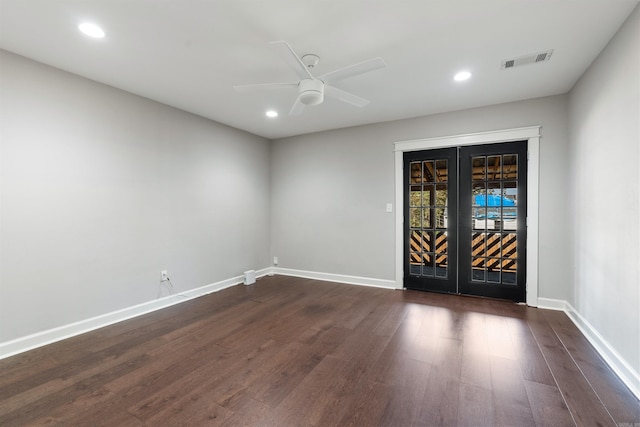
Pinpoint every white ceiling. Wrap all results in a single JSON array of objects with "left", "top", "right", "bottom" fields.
[{"left": 0, "top": 1, "right": 637, "bottom": 139}]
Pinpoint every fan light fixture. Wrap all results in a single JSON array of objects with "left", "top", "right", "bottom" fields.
[
  {"left": 78, "top": 22, "right": 105, "bottom": 38},
  {"left": 233, "top": 41, "right": 386, "bottom": 116},
  {"left": 298, "top": 79, "right": 324, "bottom": 106},
  {"left": 265, "top": 110, "right": 278, "bottom": 118}
]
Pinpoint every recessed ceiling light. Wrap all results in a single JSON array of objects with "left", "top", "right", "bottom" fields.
[
  {"left": 454, "top": 71, "right": 472, "bottom": 82},
  {"left": 78, "top": 22, "right": 105, "bottom": 38},
  {"left": 266, "top": 110, "right": 278, "bottom": 118}
]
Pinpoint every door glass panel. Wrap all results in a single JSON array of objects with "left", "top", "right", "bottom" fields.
[
  {"left": 410, "top": 186, "right": 421, "bottom": 207},
  {"left": 435, "top": 159, "right": 448, "bottom": 182},
  {"left": 486, "top": 208, "right": 500, "bottom": 228},
  {"left": 423, "top": 161, "right": 435, "bottom": 183},
  {"left": 503, "top": 207, "right": 517, "bottom": 219},
  {"left": 409, "top": 230, "right": 423, "bottom": 277},
  {"left": 503, "top": 181, "right": 518, "bottom": 206},
  {"left": 435, "top": 208, "right": 447, "bottom": 229},
  {"left": 473, "top": 182, "right": 485, "bottom": 230},
  {"left": 487, "top": 258, "right": 501, "bottom": 283},
  {"left": 472, "top": 232, "right": 486, "bottom": 257},
  {"left": 436, "top": 184, "right": 447, "bottom": 206},
  {"left": 487, "top": 155, "right": 501, "bottom": 180},
  {"left": 410, "top": 230, "right": 422, "bottom": 251},
  {"left": 422, "top": 185, "right": 434, "bottom": 206},
  {"left": 422, "top": 253, "right": 434, "bottom": 276},
  {"left": 436, "top": 183, "right": 448, "bottom": 230},
  {"left": 436, "top": 255, "right": 447, "bottom": 277},
  {"left": 422, "top": 231, "right": 434, "bottom": 253},
  {"left": 472, "top": 257, "right": 486, "bottom": 281},
  {"left": 502, "top": 234, "right": 517, "bottom": 259},
  {"left": 503, "top": 154, "right": 518, "bottom": 179},
  {"left": 409, "top": 253, "right": 421, "bottom": 276},
  {"left": 486, "top": 233, "right": 501, "bottom": 258},
  {"left": 503, "top": 208, "right": 517, "bottom": 230},
  {"left": 412, "top": 253, "right": 425, "bottom": 276},
  {"left": 422, "top": 208, "right": 432, "bottom": 229},
  {"left": 410, "top": 162, "right": 422, "bottom": 183},
  {"left": 472, "top": 157, "right": 486, "bottom": 181},
  {"left": 473, "top": 215, "right": 490, "bottom": 230},
  {"left": 487, "top": 181, "right": 501, "bottom": 197},
  {"left": 410, "top": 208, "right": 421, "bottom": 228},
  {"left": 472, "top": 183, "right": 486, "bottom": 205},
  {"left": 502, "top": 260, "right": 517, "bottom": 284},
  {"left": 435, "top": 231, "right": 447, "bottom": 254}
]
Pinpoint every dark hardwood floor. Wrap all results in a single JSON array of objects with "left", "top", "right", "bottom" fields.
[{"left": 1, "top": 275, "right": 638, "bottom": 426}]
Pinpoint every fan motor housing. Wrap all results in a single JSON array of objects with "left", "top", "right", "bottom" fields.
[{"left": 299, "top": 79, "right": 324, "bottom": 106}]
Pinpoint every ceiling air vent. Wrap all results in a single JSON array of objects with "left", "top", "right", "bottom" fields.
[{"left": 502, "top": 50, "right": 554, "bottom": 69}]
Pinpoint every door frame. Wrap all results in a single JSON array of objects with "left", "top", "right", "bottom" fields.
[{"left": 394, "top": 126, "right": 540, "bottom": 307}]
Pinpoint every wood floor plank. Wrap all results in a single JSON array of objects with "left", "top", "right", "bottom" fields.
[
  {"left": 486, "top": 314, "right": 518, "bottom": 360},
  {"left": 263, "top": 355, "right": 347, "bottom": 426},
  {"left": 543, "top": 310, "right": 640, "bottom": 425},
  {"left": 459, "top": 311, "right": 493, "bottom": 395},
  {"left": 314, "top": 335, "right": 394, "bottom": 426},
  {"left": 528, "top": 315, "right": 618, "bottom": 427},
  {"left": 489, "top": 355, "right": 536, "bottom": 426},
  {"left": 416, "top": 336, "right": 463, "bottom": 426},
  {"left": 456, "top": 382, "right": 495, "bottom": 426},
  {"left": 506, "top": 315, "right": 557, "bottom": 386},
  {"left": 461, "top": 350, "right": 492, "bottom": 390},
  {"left": 372, "top": 300, "right": 408, "bottom": 338},
  {"left": 524, "top": 380, "right": 575, "bottom": 427},
  {"left": 417, "top": 369, "right": 461, "bottom": 426},
  {"left": 222, "top": 397, "right": 274, "bottom": 426},
  {"left": 252, "top": 341, "right": 325, "bottom": 408},
  {"left": 437, "top": 306, "right": 465, "bottom": 341},
  {"left": 1, "top": 276, "right": 636, "bottom": 426},
  {"left": 144, "top": 397, "right": 233, "bottom": 426},
  {"left": 337, "top": 381, "right": 393, "bottom": 426},
  {"left": 73, "top": 342, "right": 229, "bottom": 424},
  {"left": 26, "top": 387, "right": 144, "bottom": 427},
  {"left": 0, "top": 353, "right": 151, "bottom": 426}
]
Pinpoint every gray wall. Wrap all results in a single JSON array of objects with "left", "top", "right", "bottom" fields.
[
  {"left": 568, "top": 6, "right": 639, "bottom": 376},
  {"left": 271, "top": 95, "right": 571, "bottom": 301},
  {"left": 0, "top": 50, "right": 271, "bottom": 343}
]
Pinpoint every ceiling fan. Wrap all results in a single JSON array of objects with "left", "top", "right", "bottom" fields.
[{"left": 233, "top": 41, "right": 387, "bottom": 115}]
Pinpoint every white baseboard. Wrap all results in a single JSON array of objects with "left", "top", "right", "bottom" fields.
[
  {"left": 537, "top": 297, "right": 568, "bottom": 311},
  {"left": 0, "top": 267, "right": 271, "bottom": 360},
  {"left": 537, "top": 297, "right": 639, "bottom": 400},
  {"left": 273, "top": 267, "right": 397, "bottom": 289},
  {"left": 563, "top": 302, "right": 640, "bottom": 400}
]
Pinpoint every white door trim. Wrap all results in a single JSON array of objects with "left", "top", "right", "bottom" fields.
[{"left": 393, "top": 126, "right": 541, "bottom": 306}]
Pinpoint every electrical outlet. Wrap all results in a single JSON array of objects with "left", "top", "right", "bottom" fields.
[
  {"left": 161, "top": 270, "right": 168, "bottom": 281},
  {"left": 273, "top": 256, "right": 278, "bottom": 265}
]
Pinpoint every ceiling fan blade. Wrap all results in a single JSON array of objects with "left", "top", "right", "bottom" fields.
[
  {"left": 289, "top": 97, "right": 306, "bottom": 115},
  {"left": 233, "top": 82, "right": 298, "bottom": 93},
  {"left": 325, "top": 85, "right": 370, "bottom": 108},
  {"left": 319, "top": 57, "right": 386, "bottom": 84},
  {"left": 270, "top": 40, "right": 314, "bottom": 81}
]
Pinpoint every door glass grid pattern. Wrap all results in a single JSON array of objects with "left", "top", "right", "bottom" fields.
[
  {"left": 409, "top": 159, "right": 448, "bottom": 278},
  {"left": 471, "top": 154, "right": 518, "bottom": 284}
]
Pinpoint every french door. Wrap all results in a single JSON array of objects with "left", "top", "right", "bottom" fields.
[{"left": 403, "top": 141, "right": 527, "bottom": 302}]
